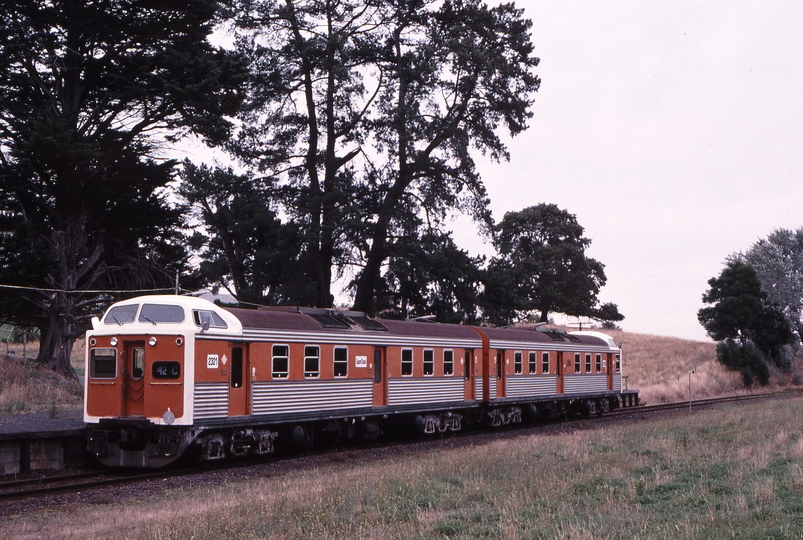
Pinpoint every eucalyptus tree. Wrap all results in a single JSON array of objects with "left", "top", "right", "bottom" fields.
[
  {"left": 351, "top": 0, "right": 540, "bottom": 312},
  {"left": 229, "top": 0, "right": 540, "bottom": 313},
  {"left": 0, "top": 0, "right": 245, "bottom": 375}
]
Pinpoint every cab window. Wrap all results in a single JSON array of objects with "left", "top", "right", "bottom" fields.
[
  {"left": 139, "top": 304, "right": 184, "bottom": 323},
  {"left": 90, "top": 348, "right": 117, "bottom": 378},
  {"left": 193, "top": 310, "right": 228, "bottom": 329},
  {"left": 103, "top": 304, "right": 138, "bottom": 325}
]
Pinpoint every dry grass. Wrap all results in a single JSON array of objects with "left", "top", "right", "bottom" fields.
[
  {"left": 565, "top": 328, "right": 803, "bottom": 405},
  {"left": 0, "top": 354, "right": 83, "bottom": 414},
  {"left": 5, "top": 395, "right": 803, "bottom": 538}
]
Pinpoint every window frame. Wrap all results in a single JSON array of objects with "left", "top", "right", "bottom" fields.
[
  {"left": 596, "top": 354, "right": 602, "bottom": 373},
  {"left": 401, "top": 348, "right": 413, "bottom": 376},
  {"left": 272, "top": 344, "right": 289, "bottom": 379},
  {"left": 514, "top": 351, "right": 522, "bottom": 374},
  {"left": 585, "top": 353, "right": 592, "bottom": 373},
  {"left": 333, "top": 346, "right": 348, "bottom": 378},
  {"left": 423, "top": 349, "right": 434, "bottom": 376},
  {"left": 528, "top": 352, "right": 536, "bottom": 374},
  {"left": 90, "top": 347, "right": 118, "bottom": 379},
  {"left": 542, "top": 352, "right": 549, "bottom": 374},
  {"left": 304, "top": 345, "right": 320, "bottom": 379},
  {"left": 574, "top": 353, "right": 581, "bottom": 373},
  {"left": 443, "top": 349, "right": 454, "bottom": 376},
  {"left": 616, "top": 354, "right": 621, "bottom": 373}
]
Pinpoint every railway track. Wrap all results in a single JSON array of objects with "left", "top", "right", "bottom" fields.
[
  {"left": 3, "top": 390, "right": 798, "bottom": 503},
  {"left": 0, "top": 467, "right": 200, "bottom": 502}
]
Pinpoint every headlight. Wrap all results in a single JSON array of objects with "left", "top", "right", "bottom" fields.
[{"left": 149, "top": 337, "right": 158, "bottom": 346}]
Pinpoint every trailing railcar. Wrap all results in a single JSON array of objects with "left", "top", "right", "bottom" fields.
[{"left": 84, "top": 295, "right": 638, "bottom": 467}]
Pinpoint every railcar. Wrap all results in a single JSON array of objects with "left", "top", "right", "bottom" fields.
[{"left": 84, "top": 295, "right": 638, "bottom": 467}]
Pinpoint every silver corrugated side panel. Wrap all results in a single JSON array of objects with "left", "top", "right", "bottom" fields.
[
  {"left": 251, "top": 379, "right": 373, "bottom": 415},
  {"left": 563, "top": 374, "right": 608, "bottom": 395},
  {"left": 505, "top": 376, "right": 558, "bottom": 398},
  {"left": 475, "top": 377, "right": 498, "bottom": 399},
  {"left": 194, "top": 382, "right": 229, "bottom": 419},
  {"left": 388, "top": 377, "right": 465, "bottom": 405},
  {"left": 613, "top": 374, "right": 622, "bottom": 392}
]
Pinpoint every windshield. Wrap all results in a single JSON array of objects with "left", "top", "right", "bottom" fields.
[
  {"left": 103, "top": 304, "right": 138, "bottom": 325},
  {"left": 139, "top": 304, "right": 185, "bottom": 324}
]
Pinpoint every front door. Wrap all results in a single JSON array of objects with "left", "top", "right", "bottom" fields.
[
  {"left": 123, "top": 340, "right": 145, "bottom": 417},
  {"left": 372, "top": 347, "right": 387, "bottom": 406},
  {"left": 229, "top": 345, "right": 250, "bottom": 416},
  {"left": 556, "top": 352, "right": 564, "bottom": 394}
]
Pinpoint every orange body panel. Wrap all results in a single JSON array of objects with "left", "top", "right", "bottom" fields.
[{"left": 86, "top": 334, "right": 184, "bottom": 419}]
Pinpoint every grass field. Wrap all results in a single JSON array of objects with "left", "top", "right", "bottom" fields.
[{"left": 5, "top": 394, "right": 803, "bottom": 538}]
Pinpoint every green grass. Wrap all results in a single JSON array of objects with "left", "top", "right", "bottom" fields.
[{"left": 5, "top": 395, "right": 803, "bottom": 538}]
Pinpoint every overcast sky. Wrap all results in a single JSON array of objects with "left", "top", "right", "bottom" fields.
[{"left": 452, "top": 1, "right": 803, "bottom": 341}]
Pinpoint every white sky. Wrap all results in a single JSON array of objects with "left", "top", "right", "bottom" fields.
[{"left": 453, "top": 1, "right": 803, "bottom": 341}]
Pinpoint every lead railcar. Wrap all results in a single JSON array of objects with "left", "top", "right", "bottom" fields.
[{"left": 84, "top": 295, "right": 638, "bottom": 467}]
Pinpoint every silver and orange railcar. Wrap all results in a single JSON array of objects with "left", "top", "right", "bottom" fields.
[{"left": 84, "top": 295, "right": 638, "bottom": 467}]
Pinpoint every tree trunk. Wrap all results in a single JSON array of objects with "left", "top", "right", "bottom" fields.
[{"left": 37, "top": 292, "right": 77, "bottom": 379}]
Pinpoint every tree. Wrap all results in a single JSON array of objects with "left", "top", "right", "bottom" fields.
[
  {"left": 230, "top": 0, "right": 540, "bottom": 314},
  {"left": 382, "top": 231, "right": 484, "bottom": 323},
  {"left": 734, "top": 228, "right": 803, "bottom": 338},
  {"left": 0, "top": 0, "right": 245, "bottom": 375},
  {"left": 697, "top": 260, "right": 794, "bottom": 386},
  {"left": 485, "top": 204, "right": 613, "bottom": 325},
  {"left": 351, "top": 0, "right": 540, "bottom": 312},
  {"left": 179, "top": 162, "right": 316, "bottom": 306}
]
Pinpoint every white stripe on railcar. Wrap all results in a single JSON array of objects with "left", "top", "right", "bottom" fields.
[
  {"left": 251, "top": 379, "right": 373, "bottom": 415},
  {"left": 238, "top": 329, "right": 481, "bottom": 349}
]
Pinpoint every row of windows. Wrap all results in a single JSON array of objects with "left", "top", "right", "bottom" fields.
[
  {"left": 272, "top": 346, "right": 618, "bottom": 379},
  {"left": 574, "top": 353, "right": 603, "bottom": 374},
  {"left": 272, "top": 345, "right": 348, "bottom": 379},
  {"left": 512, "top": 351, "right": 551, "bottom": 375}
]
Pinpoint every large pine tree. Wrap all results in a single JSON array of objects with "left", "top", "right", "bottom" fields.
[{"left": 0, "top": 0, "right": 245, "bottom": 375}]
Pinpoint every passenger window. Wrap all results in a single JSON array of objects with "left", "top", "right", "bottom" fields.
[
  {"left": 423, "top": 349, "right": 434, "bottom": 376},
  {"left": 272, "top": 345, "right": 289, "bottom": 378},
  {"left": 514, "top": 352, "right": 522, "bottom": 374},
  {"left": 401, "top": 349, "right": 413, "bottom": 376},
  {"left": 542, "top": 352, "right": 549, "bottom": 374},
  {"left": 596, "top": 354, "right": 602, "bottom": 373},
  {"left": 574, "top": 353, "right": 581, "bottom": 373},
  {"left": 90, "top": 348, "right": 117, "bottom": 378},
  {"left": 443, "top": 350, "right": 454, "bottom": 376},
  {"left": 334, "top": 347, "right": 348, "bottom": 377},
  {"left": 585, "top": 354, "right": 591, "bottom": 373},
  {"left": 529, "top": 352, "right": 536, "bottom": 374},
  {"left": 304, "top": 346, "right": 320, "bottom": 378},
  {"left": 616, "top": 354, "right": 621, "bottom": 373}
]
